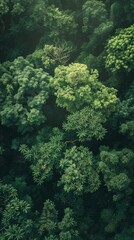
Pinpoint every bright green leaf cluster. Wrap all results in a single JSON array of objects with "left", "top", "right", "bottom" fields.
[
  {"left": 51, "top": 63, "right": 117, "bottom": 141},
  {"left": 105, "top": 24, "right": 134, "bottom": 72},
  {"left": 51, "top": 63, "right": 117, "bottom": 113}
]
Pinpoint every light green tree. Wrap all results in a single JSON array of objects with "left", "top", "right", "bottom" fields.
[
  {"left": 51, "top": 63, "right": 117, "bottom": 141},
  {"left": 105, "top": 24, "right": 134, "bottom": 73}
]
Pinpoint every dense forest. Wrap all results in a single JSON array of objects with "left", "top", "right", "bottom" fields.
[{"left": 0, "top": 0, "right": 134, "bottom": 239}]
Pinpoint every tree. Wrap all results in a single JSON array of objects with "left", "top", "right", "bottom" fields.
[
  {"left": 51, "top": 63, "right": 117, "bottom": 141},
  {"left": 19, "top": 128, "right": 64, "bottom": 184},
  {"left": 98, "top": 147, "right": 134, "bottom": 199},
  {"left": 0, "top": 57, "right": 50, "bottom": 133},
  {"left": 52, "top": 63, "right": 117, "bottom": 113},
  {"left": 27, "top": 42, "right": 74, "bottom": 73},
  {"left": 110, "top": 0, "right": 134, "bottom": 28},
  {"left": 39, "top": 200, "right": 58, "bottom": 236},
  {"left": 0, "top": 183, "right": 33, "bottom": 240},
  {"left": 105, "top": 24, "right": 134, "bottom": 73},
  {"left": 59, "top": 146, "right": 100, "bottom": 194}
]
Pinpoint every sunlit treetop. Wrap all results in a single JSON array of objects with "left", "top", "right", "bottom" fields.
[
  {"left": 105, "top": 24, "right": 134, "bottom": 73},
  {"left": 51, "top": 63, "right": 117, "bottom": 113}
]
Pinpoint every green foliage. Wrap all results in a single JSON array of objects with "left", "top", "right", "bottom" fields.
[
  {"left": 0, "top": 0, "right": 77, "bottom": 60},
  {"left": 26, "top": 49, "right": 44, "bottom": 69},
  {"left": 81, "top": 0, "right": 112, "bottom": 58},
  {"left": 51, "top": 63, "right": 117, "bottom": 113},
  {"left": 10, "top": 0, "right": 26, "bottom": 16},
  {"left": 20, "top": 128, "right": 64, "bottom": 184},
  {"left": 0, "top": 0, "right": 9, "bottom": 14},
  {"left": 27, "top": 42, "right": 74, "bottom": 72},
  {"left": 39, "top": 200, "right": 58, "bottom": 235},
  {"left": 63, "top": 107, "right": 107, "bottom": 141},
  {"left": 23, "top": 0, "right": 77, "bottom": 37},
  {"left": 99, "top": 147, "right": 134, "bottom": 197},
  {"left": 51, "top": 63, "right": 117, "bottom": 141},
  {"left": 110, "top": 0, "right": 134, "bottom": 27},
  {"left": 59, "top": 146, "right": 100, "bottom": 194},
  {"left": 85, "top": 20, "right": 113, "bottom": 53},
  {"left": 0, "top": 183, "right": 33, "bottom": 240},
  {"left": 58, "top": 208, "right": 79, "bottom": 240},
  {"left": 114, "top": 81, "right": 134, "bottom": 141},
  {"left": 0, "top": 1, "right": 134, "bottom": 239},
  {"left": 42, "top": 43, "right": 74, "bottom": 70},
  {"left": 42, "top": 5, "right": 77, "bottom": 39},
  {"left": 82, "top": 0, "right": 108, "bottom": 33},
  {"left": 0, "top": 57, "right": 50, "bottom": 133},
  {"left": 120, "top": 120, "right": 134, "bottom": 140},
  {"left": 105, "top": 24, "right": 134, "bottom": 73},
  {"left": 39, "top": 204, "right": 79, "bottom": 239}
]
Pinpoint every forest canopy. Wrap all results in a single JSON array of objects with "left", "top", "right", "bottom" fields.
[{"left": 0, "top": 0, "right": 134, "bottom": 239}]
